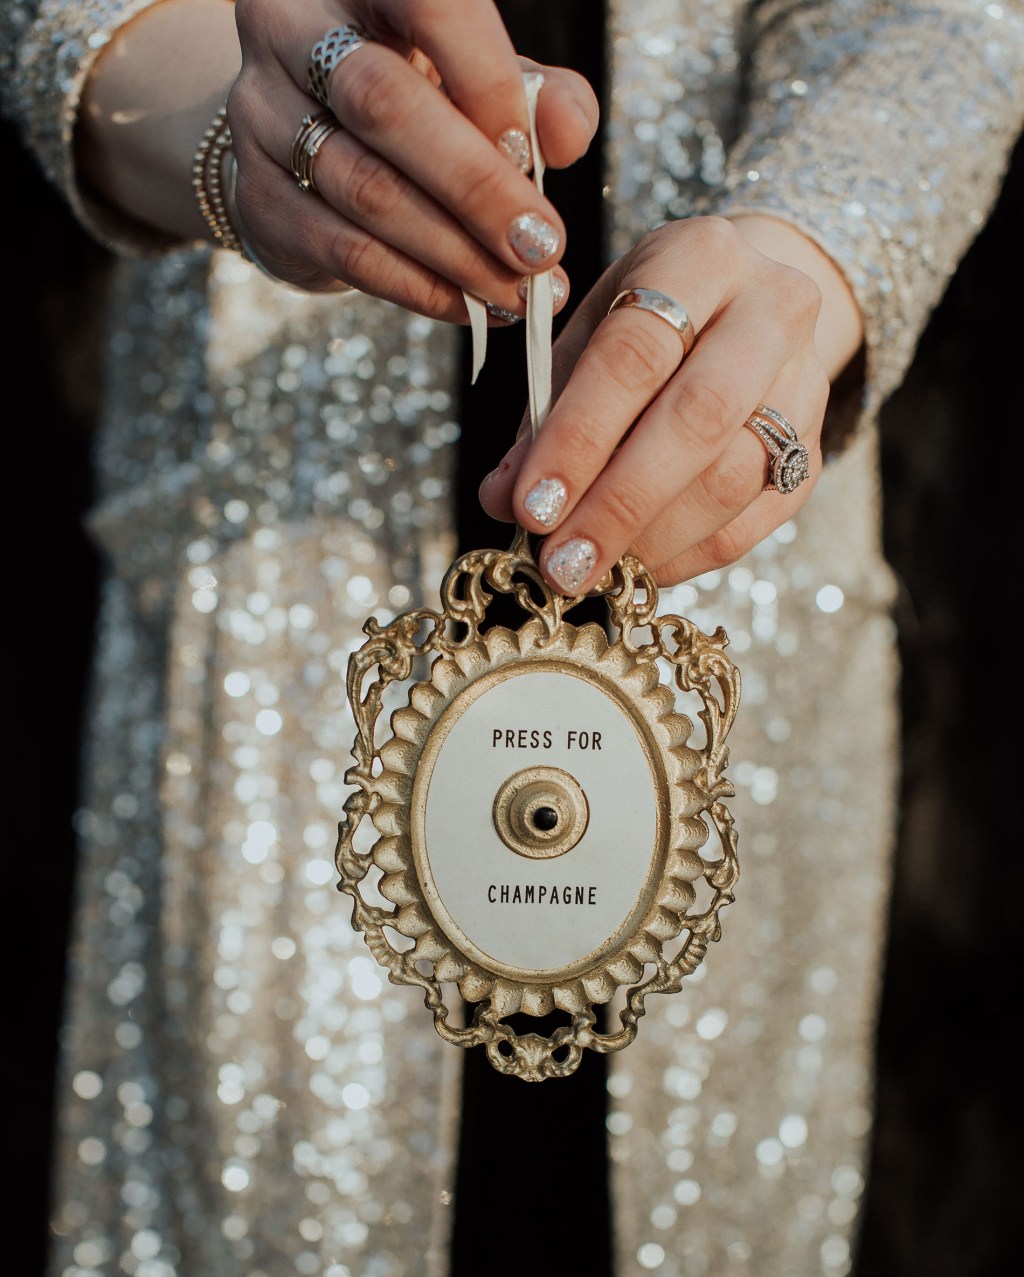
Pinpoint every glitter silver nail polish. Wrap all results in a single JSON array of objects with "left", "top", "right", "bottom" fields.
[
  {"left": 546, "top": 538, "right": 597, "bottom": 594},
  {"left": 485, "top": 302, "right": 523, "bottom": 325},
  {"left": 523, "top": 478, "right": 567, "bottom": 527},
  {"left": 497, "top": 128, "right": 532, "bottom": 173},
  {"left": 518, "top": 274, "right": 567, "bottom": 305},
  {"left": 507, "top": 214, "right": 560, "bottom": 266}
]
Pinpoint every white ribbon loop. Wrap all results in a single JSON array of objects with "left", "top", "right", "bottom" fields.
[{"left": 465, "top": 71, "right": 555, "bottom": 440}]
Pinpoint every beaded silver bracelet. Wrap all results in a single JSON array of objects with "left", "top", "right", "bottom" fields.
[{"left": 191, "top": 105, "right": 244, "bottom": 254}]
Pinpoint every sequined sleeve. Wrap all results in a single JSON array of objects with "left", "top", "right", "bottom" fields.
[
  {"left": 714, "top": 0, "right": 1024, "bottom": 428},
  {"left": 0, "top": 0, "right": 181, "bottom": 251}
]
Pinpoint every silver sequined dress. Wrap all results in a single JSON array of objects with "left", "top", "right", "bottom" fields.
[{"left": 4, "top": 1, "right": 1023, "bottom": 1274}]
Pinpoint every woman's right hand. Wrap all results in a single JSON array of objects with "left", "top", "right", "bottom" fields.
[{"left": 228, "top": 0, "right": 595, "bottom": 316}]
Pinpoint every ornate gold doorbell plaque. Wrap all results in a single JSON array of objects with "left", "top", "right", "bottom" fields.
[{"left": 335, "top": 530, "right": 740, "bottom": 1080}]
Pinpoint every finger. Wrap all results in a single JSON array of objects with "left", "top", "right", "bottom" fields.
[
  {"left": 484, "top": 218, "right": 761, "bottom": 502},
  {"left": 518, "top": 60, "right": 600, "bottom": 169},
  {"left": 367, "top": 0, "right": 532, "bottom": 149},
  {"left": 478, "top": 287, "right": 603, "bottom": 520},
  {"left": 534, "top": 321, "right": 824, "bottom": 594},
  {"left": 638, "top": 447, "right": 823, "bottom": 586},
  {"left": 239, "top": 79, "right": 567, "bottom": 315},
  {"left": 230, "top": 79, "right": 571, "bottom": 317},
  {"left": 513, "top": 260, "right": 820, "bottom": 585},
  {"left": 233, "top": 155, "right": 476, "bottom": 316},
  {"left": 629, "top": 378, "right": 825, "bottom": 576},
  {"left": 505, "top": 289, "right": 713, "bottom": 560},
  {"left": 276, "top": 30, "right": 566, "bottom": 276},
  {"left": 476, "top": 268, "right": 624, "bottom": 522}
]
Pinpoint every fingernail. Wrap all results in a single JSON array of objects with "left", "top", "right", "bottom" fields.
[
  {"left": 518, "top": 274, "right": 568, "bottom": 305},
  {"left": 545, "top": 537, "right": 597, "bottom": 594},
  {"left": 498, "top": 128, "right": 532, "bottom": 174},
  {"left": 485, "top": 302, "right": 522, "bottom": 325},
  {"left": 507, "top": 213, "right": 560, "bottom": 266},
  {"left": 523, "top": 477, "right": 567, "bottom": 527}
]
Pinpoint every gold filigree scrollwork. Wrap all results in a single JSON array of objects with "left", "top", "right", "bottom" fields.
[{"left": 336, "top": 532, "right": 741, "bottom": 1081}]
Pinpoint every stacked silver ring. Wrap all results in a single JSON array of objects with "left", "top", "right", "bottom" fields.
[
  {"left": 308, "top": 25, "right": 370, "bottom": 109},
  {"left": 290, "top": 112, "right": 338, "bottom": 193},
  {"left": 743, "top": 404, "right": 810, "bottom": 494}
]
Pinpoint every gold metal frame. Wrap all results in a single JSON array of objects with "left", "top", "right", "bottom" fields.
[{"left": 336, "top": 531, "right": 741, "bottom": 1081}]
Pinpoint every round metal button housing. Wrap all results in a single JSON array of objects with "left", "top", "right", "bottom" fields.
[{"left": 492, "top": 765, "right": 590, "bottom": 860}]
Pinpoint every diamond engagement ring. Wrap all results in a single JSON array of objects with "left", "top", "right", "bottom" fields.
[
  {"left": 607, "top": 287, "right": 696, "bottom": 359},
  {"left": 743, "top": 404, "right": 810, "bottom": 495},
  {"left": 308, "top": 25, "right": 371, "bottom": 109}
]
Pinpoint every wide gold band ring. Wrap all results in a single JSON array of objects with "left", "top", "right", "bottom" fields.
[{"left": 607, "top": 287, "right": 696, "bottom": 358}]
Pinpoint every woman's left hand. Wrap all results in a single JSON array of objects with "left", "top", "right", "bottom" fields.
[{"left": 479, "top": 214, "right": 863, "bottom": 589}]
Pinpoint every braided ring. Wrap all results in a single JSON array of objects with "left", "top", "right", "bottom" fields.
[{"left": 308, "top": 25, "right": 371, "bottom": 109}]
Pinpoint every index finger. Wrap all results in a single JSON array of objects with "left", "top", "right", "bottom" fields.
[
  {"left": 510, "top": 228, "right": 818, "bottom": 591},
  {"left": 364, "top": 0, "right": 533, "bottom": 161},
  {"left": 274, "top": 8, "right": 566, "bottom": 274}
]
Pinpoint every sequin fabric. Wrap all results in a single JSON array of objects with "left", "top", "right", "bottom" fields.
[
  {"left": 604, "top": 3, "right": 1023, "bottom": 1273},
  {"left": 3, "top": 1, "right": 1023, "bottom": 1275},
  {"left": 608, "top": 438, "right": 899, "bottom": 1277},
  {"left": 1, "top": 0, "right": 179, "bottom": 250},
  {"left": 715, "top": 0, "right": 1024, "bottom": 426},
  {"left": 60, "top": 252, "right": 464, "bottom": 1276}
]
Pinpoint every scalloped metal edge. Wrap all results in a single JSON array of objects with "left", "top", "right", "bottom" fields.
[{"left": 335, "top": 533, "right": 740, "bottom": 1080}]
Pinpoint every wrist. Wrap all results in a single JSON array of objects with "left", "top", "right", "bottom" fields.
[{"left": 76, "top": 0, "right": 241, "bottom": 242}]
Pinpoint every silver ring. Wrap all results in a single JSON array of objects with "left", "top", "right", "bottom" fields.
[
  {"left": 289, "top": 112, "right": 338, "bottom": 193},
  {"left": 607, "top": 287, "right": 696, "bottom": 358},
  {"left": 743, "top": 404, "right": 810, "bottom": 494},
  {"left": 308, "top": 25, "right": 371, "bottom": 109}
]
